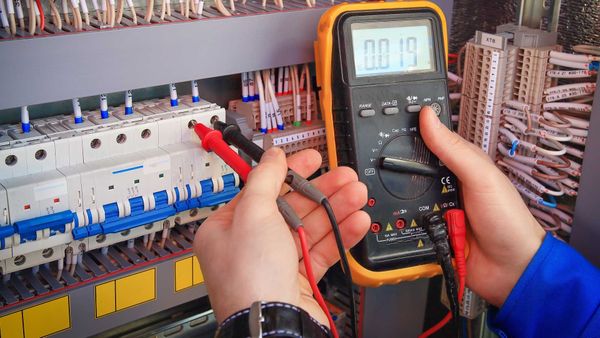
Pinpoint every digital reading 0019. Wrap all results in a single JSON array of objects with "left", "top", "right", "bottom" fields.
[{"left": 351, "top": 19, "right": 434, "bottom": 77}]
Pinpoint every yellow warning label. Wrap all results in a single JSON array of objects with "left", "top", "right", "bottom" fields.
[
  {"left": 95, "top": 268, "right": 156, "bottom": 318},
  {"left": 417, "top": 239, "right": 424, "bottom": 248},
  {"left": 115, "top": 269, "right": 156, "bottom": 311},
  {"left": 0, "top": 311, "right": 24, "bottom": 338},
  {"left": 0, "top": 296, "right": 71, "bottom": 338},
  {"left": 192, "top": 256, "right": 204, "bottom": 285},
  {"left": 433, "top": 203, "right": 440, "bottom": 212},
  {"left": 442, "top": 186, "right": 449, "bottom": 194},
  {"left": 23, "top": 296, "right": 71, "bottom": 338},
  {"left": 385, "top": 223, "right": 393, "bottom": 232},
  {"left": 175, "top": 256, "right": 194, "bottom": 292},
  {"left": 95, "top": 280, "right": 116, "bottom": 317},
  {"left": 175, "top": 256, "right": 205, "bottom": 292},
  {"left": 410, "top": 219, "right": 418, "bottom": 228}
]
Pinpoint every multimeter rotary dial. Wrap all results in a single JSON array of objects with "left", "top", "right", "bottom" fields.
[{"left": 378, "top": 135, "right": 437, "bottom": 200}]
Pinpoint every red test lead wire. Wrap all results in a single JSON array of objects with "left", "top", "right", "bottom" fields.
[
  {"left": 298, "top": 227, "right": 340, "bottom": 338},
  {"left": 419, "top": 209, "right": 467, "bottom": 338},
  {"left": 193, "top": 123, "right": 340, "bottom": 338}
]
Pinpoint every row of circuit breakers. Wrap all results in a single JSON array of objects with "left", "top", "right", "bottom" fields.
[{"left": 0, "top": 96, "right": 240, "bottom": 275}]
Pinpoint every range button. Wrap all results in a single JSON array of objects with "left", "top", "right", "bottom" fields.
[{"left": 359, "top": 109, "right": 376, "bottom": 117}]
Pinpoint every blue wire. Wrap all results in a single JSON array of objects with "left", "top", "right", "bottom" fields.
[
  {"left": 540, "top": 195, "right": 557, "bottom": 208},
  {"left": 509, "top": 140, "right": 518, "bottom": 157}
]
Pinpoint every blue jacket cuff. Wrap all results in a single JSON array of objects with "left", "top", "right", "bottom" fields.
[{"left": 488, "top": 232, "right": 600, "bottom": 337}]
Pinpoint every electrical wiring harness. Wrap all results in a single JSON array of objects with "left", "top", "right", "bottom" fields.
[
  {"left": 0, "top": 0, "right": 330, "bottom": 38},
  {"left": 457, "top": 25, "right": 597, "bottom": 240}
]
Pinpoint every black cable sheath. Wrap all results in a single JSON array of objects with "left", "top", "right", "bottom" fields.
[
  {"left": 322, "top": 199, "right": 357, "bottom": 338},
  {"left": 423, "top": 212, "right": 460, "bottom": 336}
]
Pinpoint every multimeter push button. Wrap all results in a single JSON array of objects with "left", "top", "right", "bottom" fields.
[
  {"left": 359, "top": 109, "right": 376, "bottom": 117},
  {"left": 406, "top": 104, "right": 422, "bottom": 113},
  {"left": 383, "top": 107, "right": 399, "bottom": 115}
]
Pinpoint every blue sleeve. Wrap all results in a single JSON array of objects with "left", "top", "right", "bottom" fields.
[{"left": 488, "top": 232, "right": 600, "bottom": 338}]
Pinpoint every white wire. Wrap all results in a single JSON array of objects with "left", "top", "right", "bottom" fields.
[
  {"left": 543, "top": 102, "right": 592, "bottom": 113},
  {"left": 447, "top": 71, "right": 463, "bottom": 84},
  {"left": 255, "top": 70, "right": 267, "bottom": 133},
  {"left": 549, "top": 50, "right": 600, "bottom": 62},
  {"left": 547, "top": 69, "right": 594, "bottom": 78},
  {"left": 548, "top": 58, "right": 589, "bottom": 70}
]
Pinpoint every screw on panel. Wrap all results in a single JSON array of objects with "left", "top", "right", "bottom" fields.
[
  {"left": 141, "top": 129, "right": 152, "bottom": 139},
  {"left": 42, "top": 248, "right": 54, "bottom": 258},
  {"left": 5, "top": 155, "right": 17, "bottom": 166},
  {"left": 116, "top": 134, "right": 127, "bottom": 144},
  {"left": 14, "top": 255, "right": 26, "bottom": 266},
  {"left": 35, "top": 149, "right": 47, "bottom": 160},
  {"left": 91, "top": 139, "right": 102, "bottom": 149}
]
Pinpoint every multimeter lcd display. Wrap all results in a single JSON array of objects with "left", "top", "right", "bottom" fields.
[{"left": 351, "top": 20, "right": 434, "bottom": 77}]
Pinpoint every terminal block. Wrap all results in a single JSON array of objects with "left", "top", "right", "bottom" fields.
[
  {"left": 257, "top": 121, "right": 327, "bottom": 167},
  {"left": 228, "top": 92, "right": 318, "bottom": 131},
  {"left": 458, "top": 37, "right": 517, "bottom": 158},
  {"left": 458, "top": 28, "right": 559, "bottom": 158}
]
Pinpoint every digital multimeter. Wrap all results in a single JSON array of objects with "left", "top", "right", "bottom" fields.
[{"left": 315, "top": 1, "right": 459, "bottom": 286}]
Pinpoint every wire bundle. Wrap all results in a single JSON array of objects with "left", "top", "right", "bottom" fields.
[
  {"left": 241, "top": 64, "right": 313, "bottom": 134},
  {"left": 495, "top": 47, "right": 598, "bottom": 238}
]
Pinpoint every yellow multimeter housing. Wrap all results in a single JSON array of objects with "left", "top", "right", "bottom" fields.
[{"left": 315, "top": 1, "right": 458, "bottom": 287}]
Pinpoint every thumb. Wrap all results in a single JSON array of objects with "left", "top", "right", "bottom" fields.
[
  {"left": 243, "top": 147, "right": 288, "bottom": 201},
  {"left": 419, "top": 106, "right": 496, "bottom": 186}
]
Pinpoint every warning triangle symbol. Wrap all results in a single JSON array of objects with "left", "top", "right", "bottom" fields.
[
  {"left": 441, "top": 186, "right": 449, "bottom": 194},
  {"left": 417, "top": 239, "right": 424, "bottom": 248},
  {"left": 385, "top": 223, "right": 393, "bottom": 232},
  {"left": 410, "top": 219, "right": 417, "bottom": 228},
  {"left": 433, "top": 203, "right": 440, "bottom": 212}
]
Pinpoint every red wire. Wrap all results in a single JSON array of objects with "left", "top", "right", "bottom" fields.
[
  {"left": 298, "top": 227, "right": 340, "bottom": 338},
  {"left": 420, "top": 312, "right": 452, "bottom": 338},
  {"left": 35, "top": 0, "right": 44, "bottom": 31}
]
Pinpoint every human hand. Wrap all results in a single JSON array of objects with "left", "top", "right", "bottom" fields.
[
  {"left": 419, "top": 107, "right": 546, "bottom": 307},
  {"left": 194, "top": 148, "right": 370, "bottom": 325}
]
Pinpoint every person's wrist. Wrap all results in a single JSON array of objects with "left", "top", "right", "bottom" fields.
[
  {"left": 215, "top": 301, "right": 332, "bottom": 338},
  {"left": 490, "top": 225, "right": 545, "bottom": 307},
  {"left": 210, "top": 287, "right": 301, "bottom": 324}
]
